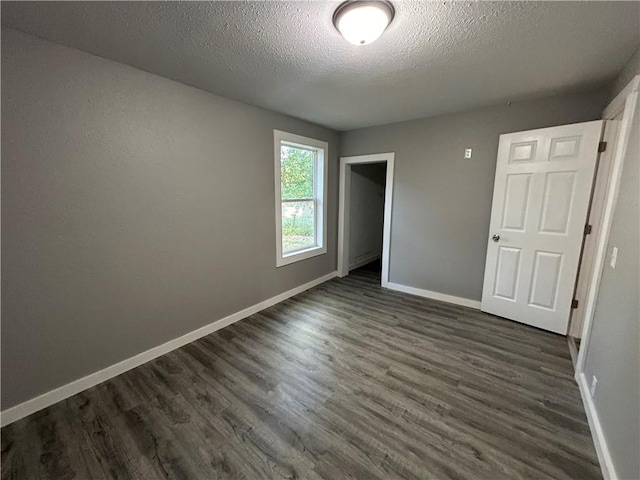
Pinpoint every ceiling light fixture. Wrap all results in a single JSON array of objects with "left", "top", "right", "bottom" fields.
[{"left": 333, "top": 1, "right": 394, "bottom": 46}]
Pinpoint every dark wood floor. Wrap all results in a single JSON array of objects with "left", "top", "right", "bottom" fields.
[{"left": 1, "top": 267, "right": 601, "bottom": 479}]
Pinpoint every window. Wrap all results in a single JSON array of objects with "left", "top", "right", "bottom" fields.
[{"left": 274, "top": 130, "right": 328, "bottom": 267}]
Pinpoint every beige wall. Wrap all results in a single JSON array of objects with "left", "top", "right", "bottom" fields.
[
  {"left": 340, "top": 91, "right": 608, "bottom": 301},
  {"left": 1, "top": 28, "right": 340, "bottom": 408}
]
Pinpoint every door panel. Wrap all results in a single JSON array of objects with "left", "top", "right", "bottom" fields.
[
  {"left": 550, "top": 135, "right": 581, "bottom": 160},
  {"left": 528, "top": 251, "right": 563, "bottom": 309},
  {"left": 493, "top": 247, "right": 521, "bottom": 300},
  {"left": 502, "top": 174, "right": 531, "bottom": 231},
  {"left": 481, "top": 121, "right": 603, "bottom": 334},
  {"left": 539, "top": 171, "right": 576, "bottom": 234},
  {"left": 509, "top": 141, "right": 537, "bottom": 163}
]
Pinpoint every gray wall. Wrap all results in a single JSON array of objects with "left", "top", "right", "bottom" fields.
[
  {"left": 348, "top": 164, "right": 386, "bottom": 269},
  {"left": 1, "top": 28, "right": 339, "bottom": 409},
  {"left": 582, "top": 100, "right": 640, "bottom": 478},
  {"left": 607, "top": 48, "right": 639, "bottom": 103},
  {"left": 340, "top": 91, "right": 608, "bottom": 301}
]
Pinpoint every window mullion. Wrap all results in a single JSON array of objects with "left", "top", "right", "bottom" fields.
[{"left": 281, "top": 198, "right": 315, "bottom": 203}]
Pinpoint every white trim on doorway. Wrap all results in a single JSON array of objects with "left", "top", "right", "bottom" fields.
[
  {"left": 572, "top": 75, "right": 639, "bottom": 480},
  {"left": 337, "top": 152, "right": 395, "bottom": 286},
  {"left": 568, "top": 118, "right": 620, "bottom": 338},
  {"left": 575, "top": 75, "right": 639, "bottom": 374}
]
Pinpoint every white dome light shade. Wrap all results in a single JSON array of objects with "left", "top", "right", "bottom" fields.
[{"left": 334, "top": 1, "right": 394, "bottom": 46}]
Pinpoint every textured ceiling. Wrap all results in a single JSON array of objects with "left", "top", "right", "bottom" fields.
[{"left": 2, "top": 1, "right": 639, "bottom": 130}]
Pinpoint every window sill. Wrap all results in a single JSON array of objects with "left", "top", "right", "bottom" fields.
[{"left": 277, "top": 245, "right": 327, "bottom": 267}]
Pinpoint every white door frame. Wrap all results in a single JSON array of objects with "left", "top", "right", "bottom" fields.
[
  {"left": 576, "top": 74, "right": 639, "bottom": 376},
  {"left": 338, "top": 152, "right": 395, "bottom": 286},
  {"left": 568, "top": 118, "right": 619, "bottom": 339}
]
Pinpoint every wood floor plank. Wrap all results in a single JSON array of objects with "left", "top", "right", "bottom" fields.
[{"left": 1, "top": 266, "right": 601, "bottom": 479}]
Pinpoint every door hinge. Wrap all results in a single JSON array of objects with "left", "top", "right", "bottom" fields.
[
  {"left": 598, "top": 141, "right": 607, "bottom": 153},
  {"left": 571, "top": 299, "right": 579, "bottom": 309},
  {"left": 584, "top": 224, "right": 593, "bottom": 235}
]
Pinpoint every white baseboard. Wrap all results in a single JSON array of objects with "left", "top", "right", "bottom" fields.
[
  {"left": 385, "top": 282, "right": 481, "bottom": 309},
  {"left": 0, "top": 271, "right": 338, "bottom": 427},
  {"left": 576, "top": 372, "right": 617, "bottom": 480},
  {"left": 349, "top": 253, "right": 381, "bottom": 271}
]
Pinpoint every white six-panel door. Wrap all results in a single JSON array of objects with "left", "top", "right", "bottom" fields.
[{"left": 481, "top": 121, "right": 603, "bottom": 334}]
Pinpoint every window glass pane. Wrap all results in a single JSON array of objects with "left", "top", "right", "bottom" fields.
[
  {"left": 281, "top": 145, "right": 314, "bottom": 200},
  {"left": 282, "top": 200, "right": 315, "bottom": 253}
]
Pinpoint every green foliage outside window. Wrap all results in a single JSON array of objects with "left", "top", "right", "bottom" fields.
[
  {"left": 281, "top": 146, "right": 314, "bottom": 199},
  {"left": 281, "top": 145, "right": 315, "bottom": 251}
]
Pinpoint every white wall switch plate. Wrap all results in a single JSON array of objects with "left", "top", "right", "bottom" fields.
[
  {"left": 464, "top": 148, "right": 472, "bottom": 159},
  {"left": 590, "top": 376, "right": 598, "bottom": 397},
  {"left": 610, "top": 246, "right": 618, "bottom": 269}
]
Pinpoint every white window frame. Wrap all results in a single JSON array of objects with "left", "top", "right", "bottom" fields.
[{"left": 274, "top": 130, "right": 328, "bottom": 267}]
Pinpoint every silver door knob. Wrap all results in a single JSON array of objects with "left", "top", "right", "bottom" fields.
[{"left": 492, "top": 234, "right": 500, "bottom": 242}]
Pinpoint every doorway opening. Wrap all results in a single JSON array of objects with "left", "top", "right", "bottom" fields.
[
  {"left": 568, "top": 115, "right": 621, "bottom": 356},
  {"left": 338, "top": 153, "right": 395, "bottom": 286}
]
